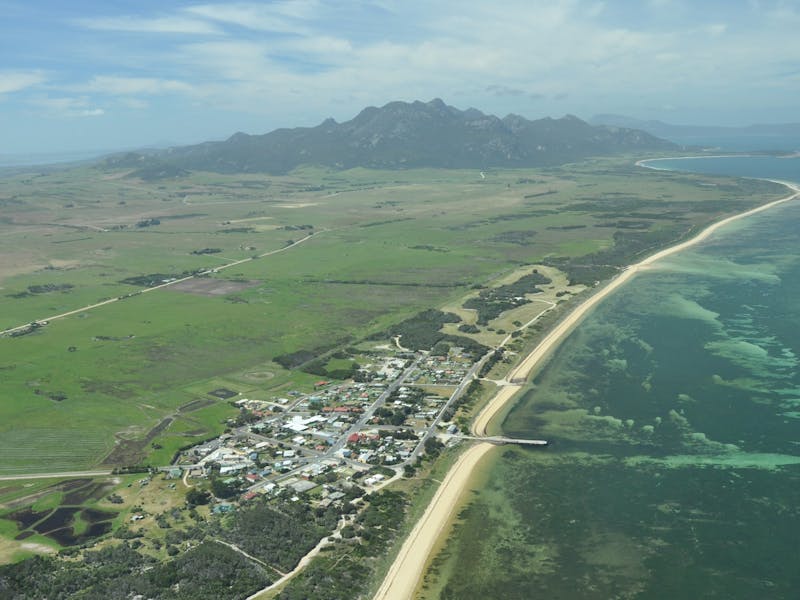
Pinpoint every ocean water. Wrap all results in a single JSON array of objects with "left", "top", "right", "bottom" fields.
[
  {"left": 0, "top": 150, "right": 110, "bottom": 168},
  {"left": 643, "top": 155, "right": 800, "bottom": 182},
  {"left": 661, "top": 135, "right": 800, "bottom": 153},
  {"left": 421, "top": 157, "right": 800, "bottom": 599}
]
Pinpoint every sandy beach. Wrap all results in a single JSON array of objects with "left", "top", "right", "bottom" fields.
[
  {"left": 471, "top": 383, "right": 522, "bottom": 437},
  {"left": 506, "top": 179, "right": 800, "bottom": 386},
  {"left": 373, "top": 178, "right": 800, "bottom": 600},
  {"left": 372, "top": 442, "right": 495, "bottom": 600}
]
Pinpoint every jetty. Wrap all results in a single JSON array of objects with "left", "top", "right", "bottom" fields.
[{"left": 457, "top": 435, "right": 548, "bottom": 447}]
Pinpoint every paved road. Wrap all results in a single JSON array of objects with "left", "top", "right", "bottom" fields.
[
  {"left": 0, "top": 470, "right": 113, "bottom": 481},
  {"left": 327, "top": 355, "right": 423, "bottom": 459},
  {"left": 408, "top": 352, "right": 489, "bottom": 463},
  {"left": 0, "top": 231, "right": 320, "bottom": 337}
]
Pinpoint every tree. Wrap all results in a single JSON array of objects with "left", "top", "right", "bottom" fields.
[
  {"left": 210, "top": 478, "right": 237, "bottom": 499},
  {"left": 424, "top": 437, "right": 444, "bottom": 458},
  {"left": 431, "top": 341, "right": 451, "bottom": 357},
  {"left": 186, "top": 488, "right": 211, "bottom": 506}
]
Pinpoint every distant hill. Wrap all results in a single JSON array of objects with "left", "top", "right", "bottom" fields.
[
  {"left": 591, "top": 114, "right": 800, "bottom": 150},
  {"left": 105, "top": 99, "right": 677, "bottom": 176}
]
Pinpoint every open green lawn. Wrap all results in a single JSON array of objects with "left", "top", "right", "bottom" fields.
[{"left": 0, "top": 157, "right": 786, "bottom": 474}]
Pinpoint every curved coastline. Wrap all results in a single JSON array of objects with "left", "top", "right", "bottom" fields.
[
  {"left": 635, "top": 154, "right": 761, "bottom": 167},
  {"left": 374, "top": 168, "right": 800, "bottom": 600}
]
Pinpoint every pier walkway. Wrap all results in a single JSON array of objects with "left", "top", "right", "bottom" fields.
[{"left": 457, "top": 435, "right": 548, "bottom": 447}]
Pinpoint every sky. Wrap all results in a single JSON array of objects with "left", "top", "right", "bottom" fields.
[{"left": 1, "top": 0, "right": 799, "bottom": 155}]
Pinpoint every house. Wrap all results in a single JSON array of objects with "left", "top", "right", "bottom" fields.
[
  {"left": 285, "top": 415, "right": 328, "bottom": 433},
  {"left": 363, "top": 473, "right": 386, "bottom": 486},
  {"left": 290, "top": 479, "right": 318, "bottom": 494},
  {"left": 301, "top": 463, "right": 328, "bottom": 479},
  {"left": 259, "top": 482, "right": 277, "bottom": 495},
  {"left": 166, "top": 467, "right": 182, "bottom": 479},
  {"left": 219, "top": 460, "right": 250, "bottom": 475}
]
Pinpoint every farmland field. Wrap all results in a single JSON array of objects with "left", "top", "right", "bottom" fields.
[{"left": 0, "top": 157, "right": 786, "bottom": 474}]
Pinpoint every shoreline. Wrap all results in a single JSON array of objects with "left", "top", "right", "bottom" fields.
[
  {"left": 471, "top": 382, "right": 522, "bottom": 437},
  {"left": 372, "top": 442, "right": 495, "bottom": 600},
  {"left": 374, "top": 173, "right": 800, "bottom": 600},
  {"left": 477, "top": 177, "right": 800, "bottom": 433},
  {"left": 635, "top": 154, "right": 759, "bottom": 167}
]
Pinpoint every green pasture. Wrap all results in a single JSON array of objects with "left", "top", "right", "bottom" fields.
[
  {"left": 0, "top": 158, "right": 786, "bottom": 475},
  {"left": 0, "top": 479, "right": 66, "bottom": 506}
]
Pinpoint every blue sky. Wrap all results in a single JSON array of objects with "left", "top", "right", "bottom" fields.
[{"left": 1, "top": 0, "right": 799, "bottom": 154}]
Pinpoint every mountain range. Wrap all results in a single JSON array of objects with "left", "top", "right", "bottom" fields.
[{"left": 106, "top": 99, "right": 677, "bottom": 176}]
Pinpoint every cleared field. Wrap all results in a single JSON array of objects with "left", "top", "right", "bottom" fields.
[
  {"left": 169, "top": 278, "right": 260, "bottom": 296},
  {"left": 0, "top": 429, "right": 112, "bottom": 476},
  {"left": 0, "top": 157, "right": 787, "bottom": 474}
]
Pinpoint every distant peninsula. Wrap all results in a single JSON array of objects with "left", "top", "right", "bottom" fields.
[{"left": 591, "top": 113, "right": 800, "bottom": 151}]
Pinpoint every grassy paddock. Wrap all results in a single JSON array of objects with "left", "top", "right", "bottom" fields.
[{"left": 0, "top": 159, "right": 785, "bottom": 476}]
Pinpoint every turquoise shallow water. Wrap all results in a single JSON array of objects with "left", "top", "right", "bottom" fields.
[
  {"left": 643, "top": 155, "right": 800, "bottom": 181},
  {"left": 422, "top": 158, "right": 800, "bottom": 599}
]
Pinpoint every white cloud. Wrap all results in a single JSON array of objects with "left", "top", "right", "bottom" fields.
[
  {"left": 283, "top": 36, "right": 354, "bottom": 57},
  {"left": 75, "top": 15, "right": 220, "bottom": 35},
  {"left": 269, "top": 0, "right": 322, "bottom": 20},
  {"left": 764, "top": 2, "right": 800, "bottom": 22},
  {"left": 83, "top": 76, "right": 194, "bottom": 96},
  {"left": 7, "top": 0, "right": 800, "bottom": 150},
  {"left": 31, "top": 96, "right": 105, "bottom": 118},
  {"left": 184, "top": 3, "right": 312, "bottom": 34},
  {"left": 168, "top": 1, "right": 795, "bottom": 123},
  {"left": 118, "top": 98, "right": 150, "bottom": 109},
  {"left": 0, "top": 71, "right": 45, "bottom": 95},
  {"left": 706, "top": 23, "right": 727, "bottom": 36},
  {"left": 155, "top": 3, "right": 663, "bottom": 119},
  {"left": 177, "top": 41, "right": 274, "bottom": 83},
  {"left": 655, "top": 52, "right": 681, "bottom": 63}
]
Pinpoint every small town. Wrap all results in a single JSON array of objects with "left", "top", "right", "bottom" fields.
[{"left": 164, "top": 344, "right": 486, "bottom": 516}]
